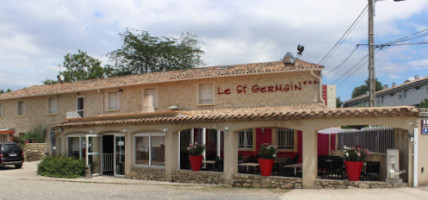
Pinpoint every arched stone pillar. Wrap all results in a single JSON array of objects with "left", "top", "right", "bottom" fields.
[
  {"left": 164, "top": 128, "right": 178, "bottom": 181},
  {"left": 300, "top": 127, "right": 318, "bottom": 188},
  {"left": 223, "top": 128, "right": 238, "bottom": 185}
]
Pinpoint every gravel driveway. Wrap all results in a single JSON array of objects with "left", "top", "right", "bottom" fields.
[
  {"left": 2, "top": 161, "right": 428, "bottom": 200},
  {"left": 0, "top": 161, "right": 285, "bottom": 200}
]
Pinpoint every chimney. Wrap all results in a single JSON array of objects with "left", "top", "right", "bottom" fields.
[
  {"left": 415, "top": 75, "right": 419, "bottom": 80},
  {"left": 283, "top": 52, "right": 295, "bottom": 65},
  {"left": 392, "top": 82, "right": 396, "bottom": 87},
  {"left": 57, "top": 75, "right": 63, "bottom": 84},
  {"left": 383, "top": 84, "right": 388, "bottom": 89}
]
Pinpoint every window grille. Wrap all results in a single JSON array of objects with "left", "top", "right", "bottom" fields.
[{"left": 277, "top": 128, "right": 294, "bottom": 150}]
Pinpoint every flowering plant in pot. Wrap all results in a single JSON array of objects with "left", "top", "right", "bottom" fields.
[
  {"left": 187, "top": 143, "right": 205, "bottom": 171},
  {"left": 257, "top": 143, "right": 277, "bottom": 176},
  {"left": 342, "top": 145, "right": 370, "bottom": 181}
]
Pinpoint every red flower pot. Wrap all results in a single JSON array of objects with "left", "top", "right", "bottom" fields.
[
  {"left": 345, "top": 161, "right": 364, "bottom": 181},
  {"left": 258, "top": 158, "right": 274, "bottom": 176},
  {"left": 189, "top": 155, "right": 203, "bottom": 171}
]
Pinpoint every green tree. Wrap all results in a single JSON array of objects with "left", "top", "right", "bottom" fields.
[
  {"left": 351, "top": 79, "right": 383, "bottom": 98},
  {"left": 0, "top": 89, "right": 12, "bottom": 94},
  {"left": 418, "top": 98, "right": 428, "bottom": 108},
  {"left": 108, "top": 30, "right": 204, "bottom": 75},
  {"left": 336, "top": 97, "right": 343, "bottom": 108},
  {"left": 44, "top": 50, "right": 111, "bottom": 84}
]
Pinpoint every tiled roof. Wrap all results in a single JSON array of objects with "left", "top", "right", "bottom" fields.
[
  {"left": 55, "top": 104, "right": 418, "bottom": 128},
  {"left": 344, "top": 75, "right": 428, "bottom": 104},
  {"left": 0, "top": 59, "right": 322, "bottom": 100}
]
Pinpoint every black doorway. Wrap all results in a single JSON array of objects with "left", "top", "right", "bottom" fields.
[{"left": 102, "top": 135, "right": 114, "bottom": 175}]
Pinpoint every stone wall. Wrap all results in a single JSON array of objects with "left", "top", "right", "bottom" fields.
[
  {"left": 171, "top": 170, "right": 224, "bottom": 184},
  {"left": 128, "top": 167, "right": 166, "bottom": 181},
  {"left": 232, "top": 174, "right": 302, "bottom": 189},
  {"left": 23, "top": 143, "right": 48, "bottom": 161},
  {"left": 314, "top": 179, "right": 407, "bottom": 189}
]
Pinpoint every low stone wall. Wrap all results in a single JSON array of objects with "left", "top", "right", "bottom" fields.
[
  {"left": 315, "top": 179, "right": 408, "bottom": 189},
  {"left": 232, "top": 174, "right": 302, "bottom": 189},
  {"left": 23, "top": 143, "right": 48, "bottom": 161},
  {"left": 129, "top": 167, "right": 166, "bottom": 181},
  {"left": 171, "top": 170, "right": 224, "bottom": 184}
]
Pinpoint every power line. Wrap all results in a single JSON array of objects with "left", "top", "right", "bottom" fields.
[
  {"left": 384, "top": 28, "right": 428, "bottom": 45},
  {"left": 325, "top": 45, "right": 360, "bottom": 74},
  {"left": 318, "top": 5, "right": 368, "bottom": 65},
  {"left": 333, "top": 54, "right": 368, "bottom": 84}
]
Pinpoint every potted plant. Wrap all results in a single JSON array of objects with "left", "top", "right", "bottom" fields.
[
  {"left": 257, "top": 143, "right": 277, "bottom": 176},
  {"left": 187, "top": 142, "right": 205, "bottom": 171},
  {"left": 343, "top": 145, "right": 370, "bottom": 181}
]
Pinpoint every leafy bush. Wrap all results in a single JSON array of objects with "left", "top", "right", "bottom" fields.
[
  {"left": 38, "top": 156, "right": 86, "bottom": 178},
  {"left": 25, "top": 124, "right": 47, "bottom": 143},
  {"left": 258, "top": 143, "right": 277, "bottom": 159},
  {"left": 186, "top": 142, "right": 205, "bottom": 156}
]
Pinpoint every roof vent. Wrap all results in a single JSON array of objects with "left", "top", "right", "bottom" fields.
[
  {"left": 392, "top": 82, "right": 396, "bottom": 87},
  {"left": 415, "top": 75, "right": 419, "bottom": 80},
  {"left": 283, "top": 52, "right": 295, "bottom": 65},
  {"left": 383, "top": 84, "right": 388, "bottom": 89}
]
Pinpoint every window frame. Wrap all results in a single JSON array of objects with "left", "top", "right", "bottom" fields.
[
  {"left": 48, "top": 96, "right": 58, "bottom": 114},
  {"left": 272, "top": 128, "right": 297, "bottom": 152},
  {"left": 106, "top": 91, "right": 120, "bottom": 111},
  {"left": 134, "top": 132, "right": 165, "bottom": 168},
  {"left": 238, "top": 128, "right": 255, "bottom": 151},
  {"left": 198, "top": 83, "right": 214, "bottom": 105},
  {"left": 17, "top": 100, "right": 25, "bottom": 116},
  {"left": 76, "top": 96, "right": 84, "bottom": 117}
]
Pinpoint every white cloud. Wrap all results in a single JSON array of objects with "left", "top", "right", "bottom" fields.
[{"left": 0, "top": 0, "right": 427, "bottom": 100}]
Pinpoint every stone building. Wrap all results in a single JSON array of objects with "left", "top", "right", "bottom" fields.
[{"left": 0, "top": 58, "right": 426, "bottom": 188}]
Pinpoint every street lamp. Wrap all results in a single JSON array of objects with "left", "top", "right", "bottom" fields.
[{"left": 367, "top": 0, "right": 405, "bottom": 107}]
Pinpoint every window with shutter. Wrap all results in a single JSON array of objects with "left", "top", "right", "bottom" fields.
[
  {"left": 199, "top": 84, "right": 213, "bottom": 105},
  {"left": 48, "top": 97, "right": 58, "bottom": 114},
  {"left": 144, "top": 88, "right": 157, "bottom": 107},
  {"left": 108, "top": 92, "right": 119, "bottom": 110},
  {"left": 17, "top": 101, "right": 25, "bottom": 116}
]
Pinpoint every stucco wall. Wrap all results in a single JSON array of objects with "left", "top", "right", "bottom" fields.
[{"left": 0, "top": 71, "right": 320, "bottom": 137}]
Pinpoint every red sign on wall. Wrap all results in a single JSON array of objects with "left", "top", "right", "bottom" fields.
[{"left": 322, "top": 85, "right": 327, "bottom": 106}]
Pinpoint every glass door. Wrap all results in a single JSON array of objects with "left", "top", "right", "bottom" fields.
[
  {"left": 86, "top": 135, "right": 101, "bottom": 175},
  {"left": 114, "top": 135, "right": 125, "bottom": 176}
]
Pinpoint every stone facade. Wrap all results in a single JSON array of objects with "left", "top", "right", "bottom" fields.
[
  {"left": 171, "top": 170, "right": 224, "bottom": 184},
  {"left": 314, "top": 179, "right": 407, "bottom": 189},
  {"left": 232, "top": 174, "right": 302, "bottom": 189},
  {"left": 128, "top": 167, "right": 166, "bottom": 181},
  {"left": 23, "top": 143, "right": 48, "bottom": 161}
]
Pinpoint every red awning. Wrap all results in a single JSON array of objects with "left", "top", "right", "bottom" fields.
[{"left": 0, "top": 129, "right": 14, "bottom": 134}]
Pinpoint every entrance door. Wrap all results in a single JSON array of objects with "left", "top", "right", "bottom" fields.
[
  {"left": 86, "top": 135, "right": 101, "bottom": 175},
  {"left": 114, "top": 135, "right": 125, "bottom": 176}
]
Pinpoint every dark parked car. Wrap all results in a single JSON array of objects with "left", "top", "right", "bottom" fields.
[{"left": 0, "top": 143, "right": 24, "bottom": 169}]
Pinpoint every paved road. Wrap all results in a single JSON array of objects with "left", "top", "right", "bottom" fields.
[{"left": 2, "top": 161, "right": 428, "bottom": 200}]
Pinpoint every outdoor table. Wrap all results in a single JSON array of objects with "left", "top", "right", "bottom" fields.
[
  {"left": 283, "top": 163, "right": 303, "bottom": 175},
  {"left": 238, "top": 162, "right": 259, "bottom": 173}
]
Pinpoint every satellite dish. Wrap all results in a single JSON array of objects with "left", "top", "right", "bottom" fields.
[
  {"left": 283, "top": 52, "right": 295, "bottom": 65},
  {"left": 297, "top": 45, "right": 304, "bottom": 56}
]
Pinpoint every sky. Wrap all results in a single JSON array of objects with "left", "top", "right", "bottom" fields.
[{"left": 0, "top": 0, "right": 427, "bottom": 101}]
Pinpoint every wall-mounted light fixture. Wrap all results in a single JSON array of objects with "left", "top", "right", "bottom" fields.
[
  {"left": 89, "top": 130, "right": 94, "bottom": 134},
  {"left": 261, "top": 128, "right": 265, "bottom": 133},
  {"left": 163, "top": 128, "right": 169, "bottom": 133},
  {"left": 122, "top": 129, "right": 128, "bottom": 134},
  {"left": 118, "top": 89, "right": 124, "bottom": 93}
]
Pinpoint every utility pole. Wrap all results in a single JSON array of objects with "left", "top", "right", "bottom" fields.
[{"left": 368, "top": 0, "right": 376, "bottom": 107}]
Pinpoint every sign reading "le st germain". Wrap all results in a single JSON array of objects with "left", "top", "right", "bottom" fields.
[{"left": 217, "top": 80, "right": 318, "bottom": 95}]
